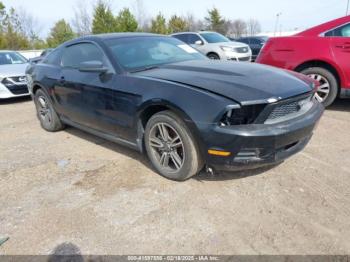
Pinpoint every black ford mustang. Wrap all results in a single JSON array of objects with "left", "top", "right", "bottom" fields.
[{"left": 26, "top": 33, "right": 324, "bottom": 181}]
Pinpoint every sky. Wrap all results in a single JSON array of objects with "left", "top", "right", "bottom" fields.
[{"left": 2, "top": 0, "right": 348, "bottom": 37}]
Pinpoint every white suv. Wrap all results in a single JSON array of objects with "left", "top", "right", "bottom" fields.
[
  {"left": 0, "top": 51, "right": 29, "bottom": 99},
  {"left": 172, "top": 31, "right": 252, "bottom": 62}
]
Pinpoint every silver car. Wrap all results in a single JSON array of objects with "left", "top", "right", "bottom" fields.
[
  {"left": 0, "top": 51, "right": 29, "bottom": 99},
  {"left": 171, "top": 31, "right": 252, "bottom": 62}
]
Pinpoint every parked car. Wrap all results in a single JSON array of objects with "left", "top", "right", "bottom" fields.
[
  {"left": 0, "top": 51, "right": 30, "bottom": 99},
  {"left": 29, "top": 48, "right": 54, "bottom": 64},
  {"left": 256, "top": 16, "right": 350, "bottom": 107},
  {"left": 172, "top": 31, "right": 252, "bottom": 61},
  {"left": 26, "top": 33, "right": 323, "bottom": 181},
  {"left": 233, "top": 36, "right": 268, "bottom": 61}
]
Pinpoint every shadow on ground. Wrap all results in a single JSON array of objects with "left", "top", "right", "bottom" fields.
[
  {"left": 64, "top": 127, "right": 153, "bottom": 171},
  {"left": 328, "top": 98, "right": 350, "bottom": 112},
  {"left": 64, "top": 126, "right": 282, "bottom": 182},
  {"left": 0, "top": 96, "right": 31, "bottom": 105},
  {"left": 48, "top": 243, "right": 83, "bottom": 262}
]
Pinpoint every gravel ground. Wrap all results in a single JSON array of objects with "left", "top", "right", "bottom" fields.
[{"left": 0, "top": 97, "right": 349, "bottom": 255}]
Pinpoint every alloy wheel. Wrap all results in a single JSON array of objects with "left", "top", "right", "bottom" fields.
[
  {"left": 148, "top": 122, "right": 185, "bottom": 172},
  {"left": 37, "top": 96, "right": 52, "bottom": 125},
  {"left": 308, "top": 74, "right": 331, "bottom": 103}
]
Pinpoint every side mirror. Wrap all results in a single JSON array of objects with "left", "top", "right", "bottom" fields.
[
  {"left": 79, "top": 61, "right": 108, "bottom": 73},
  {"left": 194, "top": 40, "right": 203, "bottom": 45}
]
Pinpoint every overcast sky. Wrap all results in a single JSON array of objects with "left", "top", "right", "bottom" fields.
[{"left": 2, "top": 0, "right": 348, "bottom": 37}]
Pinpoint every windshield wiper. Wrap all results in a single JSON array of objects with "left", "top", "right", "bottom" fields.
[{"left": 129, "top": 66, "right": 159, "bottom": 73}]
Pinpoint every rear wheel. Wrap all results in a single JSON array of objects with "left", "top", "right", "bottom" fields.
[
  {"left": 34, "top": 89, "right": 65, "bottom": 132},
  {"left": 144, "top": 111, "right": 203, "bottom": 181},
  {"left": 301, "top": 67, "right": 338, "bottom": 107},
  {"left": 207, "top": 53, "right": 220, "bottom": 60}
]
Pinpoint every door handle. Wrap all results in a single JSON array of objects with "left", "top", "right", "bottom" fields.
[{"left": 335, "top": 44, "right": 350, "bottom": 49}]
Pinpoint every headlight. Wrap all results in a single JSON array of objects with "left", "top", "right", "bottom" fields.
[
  {"left": 220, "top": 46, "right": 235, "bottom": 52},
  {"left": 219, "top": 104, "right": 266, "bottom": 126},
  {"left": 1, "top": 77, "right": 15, "bottom": 87}
]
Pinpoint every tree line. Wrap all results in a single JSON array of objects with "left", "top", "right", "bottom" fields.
[{"left": 0, "top": 0, "right": 262, "bottom": 50}]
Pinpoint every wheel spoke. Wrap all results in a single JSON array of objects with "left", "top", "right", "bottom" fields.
[
  {"left": 149, "top": 137, "right": 163, "bottom": 148},
  {"left": 317, "top": 88, "right": 329, "bottom": 94},
  {"left": 170, "top": 151, "right": 182, "bottom": 170},
  {"left": 170, "top": 135, "right": 182, "bottom": 148},
  {"left": 160, "top": 152, "right": 170, "bottom": 167},
  {"left": 315, "top": 93, "right": 323, "bottom": 102},
  {"left": 157, "top": 123, "right": 169, "bottom": 141}
]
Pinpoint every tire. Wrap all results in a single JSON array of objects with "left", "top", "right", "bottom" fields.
[
  {"left": 34, "top": 89, "right": 65, "bottom": 132},
  {"left": 300, "top": 67, "right": 338, "bottom": 107},
  {"left": 207, "top": 53, "right": 220, "bottom": 60},
  {"left": 144, "top": 111, "right": 203, "bottom": 181}
]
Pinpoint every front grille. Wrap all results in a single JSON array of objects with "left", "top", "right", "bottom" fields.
[
  {"left": 6, "top": 84, "right": 29, "bottom": 95},
  {"left": 2, "top": 76, "right": 29, "bottom": 95},
  {"left": 268, "top": 101, "right": 301, "bottom": 120},
  {"left": 235, "top": 47, "right": 249, "bottom": 53},
  {"left": 238, "top": 56, "right": 251, "bottom": 62},
  {"left": 264, "top": 95, "right": 312, "bottom": 124}
]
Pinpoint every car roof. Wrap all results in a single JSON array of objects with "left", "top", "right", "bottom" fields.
[
  {"left": 171, "top": 31, "right": 217, "bottom": 35},
  {"left": 297, "top": 15, "right": 350, "bottom": 36},
  {"left": 61, "top": 33, "right": 166, "bottom": 47},
  {"left": 79, "top": 32, "right": 161, "bottom": 40}
]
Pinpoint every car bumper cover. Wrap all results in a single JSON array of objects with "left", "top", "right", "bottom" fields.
[{"left": 205, "top": 101, "right": 324, "bottom": 171}]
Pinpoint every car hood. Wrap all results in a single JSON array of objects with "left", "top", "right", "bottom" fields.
[
  {"left": 0, "top": 63, "right": 28, "bottom": 78},
  {"left": 134, "top": 60, "right": 313, "bottom": 105}
]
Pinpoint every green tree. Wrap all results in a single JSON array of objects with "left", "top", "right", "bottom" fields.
[
  {"left": 168, "top": 15, "right": 188, "bottom": 33},
  {"left": 0, "top": 7, "right": 29, "bottom": 49},
  {"left": 92, "top": 0, "right": 117, "bottom": 34},
  {"left": 46, "top": 19, "right": 75, "bottom": 47},
  {"left": 205, "top": 7, "right": 226, "bottom": 34},
  {"left": 115, "top": 8, "right": 138, "bottom": 32},
  {"left": 150, "top": 13, "right": 168, "bottom": 34}
]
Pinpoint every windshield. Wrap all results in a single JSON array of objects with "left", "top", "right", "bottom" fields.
[
  {"left": 200, "top": 32, "right": 230, "bottom": 43},
  {"left": 105, "top": 36, "right": 206, "bottom": 72},
  {"left": 0, "top": 52, "right": 27, "bottom": 65}
]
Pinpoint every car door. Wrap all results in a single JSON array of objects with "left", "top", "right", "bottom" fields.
[
  {"left": 187, "top": 34, "right": 206, "bottom": 53},
  {"left": 326, "top": 23, "right": 350, "bottom": 85},
  {"left": 55, "top": 42, "right": 132, "bottom": 139}
]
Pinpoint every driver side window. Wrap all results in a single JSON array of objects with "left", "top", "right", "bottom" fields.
[{"left": 61, "top": 43, "right": 107, "bottom": 68}]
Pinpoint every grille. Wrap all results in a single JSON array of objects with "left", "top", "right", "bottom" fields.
[
  {"left": 7, "top": 84, "right": 29, "bottom": 95},
  {"left": 235, "top": 47, "right": 249, "bottom": 53},
  {"left": 268, "top": 101, "right": 301, "bottom": 120},
  {"left": 238, "top": 56, "right": 251, "bottom": 62},
  {"left": 265, "top": 96, "right": 311, "bottom": 123}
]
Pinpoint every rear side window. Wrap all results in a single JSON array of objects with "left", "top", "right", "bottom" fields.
[
  {"left": 173, "top": 34, "right": 189, "bottom": 44},
  {"left": 325, "top": 23, "right": 350, "bottom": 37},
  {"left": 187, "top": 34, "right": 202, "bottom": 44},
  {"left": 61, "top": 43, "right": 106, "bottom": 68},
  {"left": 43, "top": 49, "right": 61, "bottom": 65}
]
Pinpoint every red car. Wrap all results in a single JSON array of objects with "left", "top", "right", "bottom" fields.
[{"left": 257, "top": 16, "right": 350, "bottom": 106}]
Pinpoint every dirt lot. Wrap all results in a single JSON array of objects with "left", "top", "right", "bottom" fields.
[{"left": 0, "top": 97, "right": 350, "bottom": 255}]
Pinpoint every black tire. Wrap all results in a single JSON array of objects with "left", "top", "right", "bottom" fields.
[
  {"left": 300, "top": 67, "right": 338, "bottom": 107},
  {"left": 207, "top": 53, "right": 220, "bottom": 60},
  {"left": 34, "top": 89, "right": 65, "bottom": 132},
  {"left": 144, "top": 111, "right": 203, "bottom": 181}
]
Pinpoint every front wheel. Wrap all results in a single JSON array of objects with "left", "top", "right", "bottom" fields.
[
  {"left": 34, "top": 89, "right": 65, "bottom": 132},
  {"left": 301, "top": 67, "right": 338, "bottom": 107},
  {"left": 207, "top": 53, "right": 220, "bottom": 60},
  {"left": 144, "top": 111, "right": 203, "bottom": 181}
]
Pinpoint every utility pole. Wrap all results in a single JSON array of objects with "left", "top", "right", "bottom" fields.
[
  {"left": 274, "top": 12, "right": 282, "bottom": 37},
  {"left": 347, "top": 0, "right": 350, "bottom": 15}
]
